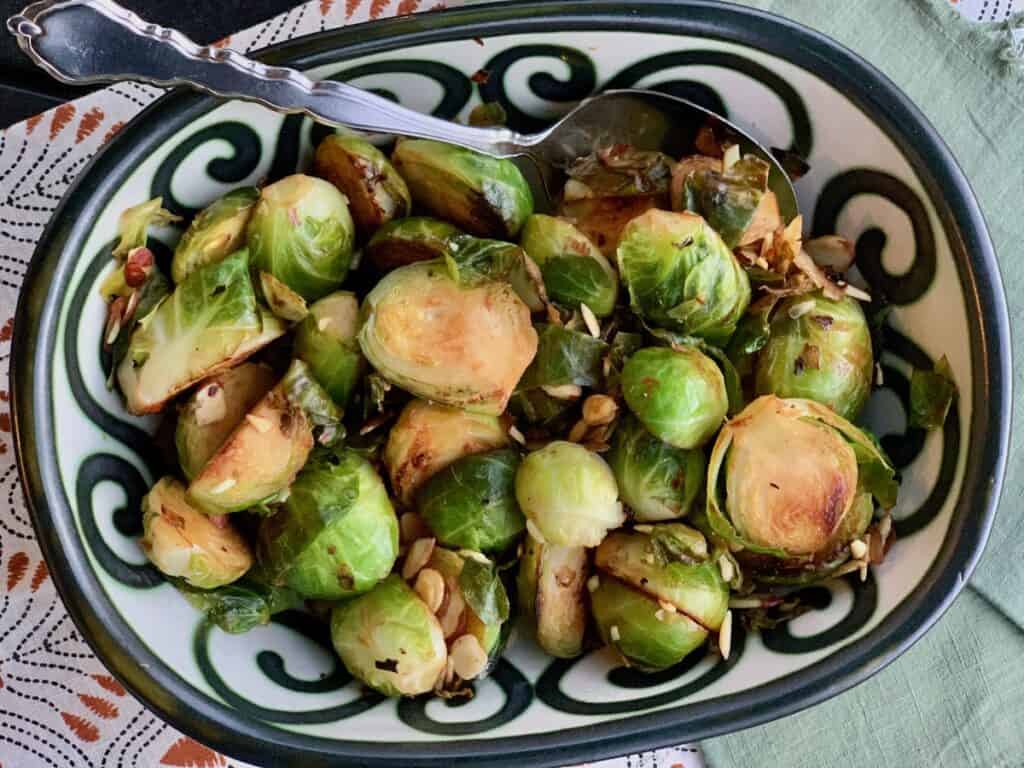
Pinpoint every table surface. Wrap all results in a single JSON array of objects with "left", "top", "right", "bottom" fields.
[{"left": 0, "top": 0, "right": 1019, "bottom": 766}]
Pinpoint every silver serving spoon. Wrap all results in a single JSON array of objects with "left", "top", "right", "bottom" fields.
[{"left": 7, "top": 0, "right": 798, "bottom": 214}]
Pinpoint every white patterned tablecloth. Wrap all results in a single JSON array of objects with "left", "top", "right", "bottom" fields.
[{"left": 0, "top": 0, "right": 1019, "bottom": 766}]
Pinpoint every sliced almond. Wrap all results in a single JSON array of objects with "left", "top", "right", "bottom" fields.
[
  {"left": 542, "top": 383, "right": 583, "bottom": 400},
  {"left": 719, "top": 610, "right": 733, "bottom": 660},
  {"left": 450, "top": 634, "right": 488, "bottom": 681},
  {"left": 399, "top": 512, "right": 430, "bottom": 545},
  {"left": 580, "top": 303, "right": 601, "bottom": 338},
  {"left": 414, "top": 568, "right": 446, "bottom": 614},
  {"left": 246, "top": 414, "right": 273, "bottom": 433},
  {"left": 402, "top": 537, "right": 436, "bottom": 580},
  {"left": 582, "top": 395, "right": 617, "bottom": 426}
]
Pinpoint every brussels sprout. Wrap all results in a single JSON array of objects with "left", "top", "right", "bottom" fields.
[
  {"left": 365, "top": 216, "right": 462, "bottom": 272},
  {"left": 358, "top": 261, "right": 538, "bottom": 414},
  {"left": 515, "top": 441, "right": 624, "bottom": 547},
  {"left": 909, "top": 355, "right": 957, "bottom": 430},
  {"left": 247, "top": 174, "right": 355, "bottom": 302},
  {"left": 680, "top": 155, "right": 771, "bottom": 248},
  {"left": 187, "top": 382, "right": 313, "bottom": 514},
  {"left": 383, "top": 399, "right": 509, "bottom": 507},
  {"left": 258, "top": 447, "right": 398, "bottom": 599},
  {"left": 617, "top": 209, "right": 751, "bottom": 345},
  {"left": 517, "top": 535, "right": 589, "bottom": 658},
  {"left": 519, "top": 215, "right": 618, "bottom": 317},
  {"left": 174, "top": 576, "right": 302, "bottom": 634},
  {"left": 445, "top": 235, "right": 547, "bottom": 312},
  {"left": 417, "top": 448, "right": 525, "bottom": 553},
  {"left": 141, "top": 477, "right": 252, "bottom": 588},
  {"left": 391, "top": 139, "right": 533, "bottom": 238},
  {"left": 595, "top": 525, "right": 728, "bottom": 631},
  {"left": 172, "top": 187, "right": 258, "bottom": 283},
  {"left": 313, "top": 134, "right": 411, "bottom": 238},
  {"left": 331, "top": 575, "right": 447, "bottom": 697},
  {"left": 117, "top": 249, "right": 286, "bottom": 414},
  {"left": 621, "top": 346, "right": 727, "bottom": 450},
  {"left": 754, "top": 293, "right": 873, "bottom": 420},
  {"left": 518, "top": 324, "right": 608, "bottom": 391},
  {"left": 590, "top": 575, "right": 707, "bottom": 671},
  {"left": 559, "top": 196, "right": 658, "bottom": 259},
  {"left": 176, "top": 362, "right": 277, "bottom": 480},
  {"left": 706, "top": 396, "right": 897, "bottom": 579},
  {"left": 258, "top": 271, "right": 308, "bottom": 323},
  {"left": 607, "top": 416, "right": 705, "bottom": 522},
  {"left": 293, "top": 291, "right": 364, "bottom": 408}
]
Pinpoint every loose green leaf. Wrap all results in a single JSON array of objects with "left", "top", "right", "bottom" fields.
[
  {"left": 458, "top": 556, "right": 510, "bottom": 625},
  {"left": 445, "top": 235, "right": 547, "bottom": 311},
  {"left": 683, "top": 155, "right": 770, "bottom": 248},
  {"left": 113, "top": 197, "right": 181, "bottom": 260},
  {"left": 174, "top": 577, "right": 302, "bottom": 634},
  {"left": 281, "top": 358, "right": 344, "bottom": 443},
  {"left": 518, "top": 323, "right": 607, "bottom": 390},
  {"left": 909, "top": 355, "right": 957, "bottom": 430}
]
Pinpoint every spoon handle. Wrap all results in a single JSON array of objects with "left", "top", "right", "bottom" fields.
[{"left": 7, "top": 0, "right": 527, "bottom": 155}]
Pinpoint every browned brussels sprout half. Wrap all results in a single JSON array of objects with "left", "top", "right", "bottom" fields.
[
  {"left": 517, "top": 534, "right": 589, "bottom": 658},
  {"left": 754, "top": 292, "right": 873, "bottom": 421},
  {"left": 313, "top": 134, "right": 411, "bottom": 238},
  {"left": 358, "top": 260, "right": 538, "bottom": 414},
  {"left": 706, "top": 396, "right": 897, "bottom": 582},
  {"left": 591, "top": 523, "right": 728, "bottom": 670},
  {"left": 293, "top": 291, "right": 364, "bottom": 408},
  {"left": 391, "top": 139, "right": 533, "bottom": 239},
  {"left": 383, "top": 399, "right": 509, "bottom": 507},
  {"left": 617, "top": 210, "right": 750, "bottom": 345},
  {"left": 172, "top": 187, "right": 258, "bottom": 283},
  {"left": 258, "top": 447, "right": 398, "bottom": 599},
  {"left": 331, "top": 575, "right": 447, "bottom": 696},
  {"left": 365, "top": 217, "right": 462, "bottom": 272}
]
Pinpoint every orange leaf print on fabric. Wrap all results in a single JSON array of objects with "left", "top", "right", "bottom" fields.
[
  {"left": 0, "top": 391, "right": 8, "bottom": 402},
  {"left": 6, "top": 552, "right": 28, "bottom": 591},
  {"left": 0, "top": 317, "right": 14, "bottom": 342},
  {"left": 103, "top": 121, "right": 125, "bottom": 144},
  {"left": 76, "top": 107, "right": 104, "bottom": 144},
  {"left": 0, "top": 414, "right": 11, "bottom": 433},
  {"left": 78, "top": 693, "right": 119, "bottom": 720},
  {"left": 345, "top": 0, "right": 362, "bottom": 17},
  {"left": 397, "top": 0, "right": 420, "bottom": 14},
  {"left": 61, "top": 712, "right": 100, "bottom": 742},
  {"left": 30, "top": 560, "right": 48, "bottom": 592},
  {"left": 50, "top": 104, "right": 76, "bottom": 141},
  {"left": 92, "top": 674, "right": 127, "bottom": 696},
  {"left": 26, "top": 114, "right": 42, "bottom": 135},
  {"left": 370, "top": 0, "right": 390, "bottom": 18},
  {"left": 161, "top": 737, "right": 227, "bottom": 767},
  {"left": 320, "top": 0, "right": 334, "bottom": 14}
]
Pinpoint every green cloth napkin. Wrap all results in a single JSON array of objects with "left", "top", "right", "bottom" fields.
[{"left": 703, "top": 1, "right": 1024, "bottom": 766}]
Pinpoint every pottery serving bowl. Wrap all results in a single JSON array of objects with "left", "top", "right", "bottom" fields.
[{"left": 10, "top": 1, "right": 1011, "bottom": 766}]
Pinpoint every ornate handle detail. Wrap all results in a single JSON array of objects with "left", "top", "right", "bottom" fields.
[{"left": 7, "top": 0, "right": 529, "bottom": 155}]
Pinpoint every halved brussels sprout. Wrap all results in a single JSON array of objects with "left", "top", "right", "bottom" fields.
[
  {"left": 258, "top": 447, "right": 398, "bottom": 599},
  {"left": 117, "top": 249, "right": 286, "bottom": 415},
  {"left": 141, "top": 477, "right": 252, "bottom": 588},
  {"left": 175, "top": 362, "right": 277, "bottom": 481},
  {"left": 621, "top": 346, "right": 727, "bottom": 450},
  {"left": 590, "top": 575, "right": 707, "bottom": 671},
  {"left": 383, "top": 399, "right": 509, "bottom": 507},
  {"left": 187, "top": 382, "right": 313, "bottom": 514},
  {"left": 515, "top": 441, "right": 624, "bottom": 547},
  {"left": 391, "top": 139, "right": 533, "bottom": 238},
  {"left": 607, "top": 415, "right": 705, "bottom": 522},
  {"left": 172, "top": 187, "right": 258, "bottom": 283},
  {"left": 313, "top": 134, "right": 411, "bottom": 238},
  {"left": 617, "top": 209, "right": 750, "bottom": 345},
  {"left": 519, "top": 214, "right": 618, "bottom": 317},
  {"left": 364, "top": 216, "right": 462, "bottom": 272},
  {"left": 517, "top": 534, "right": 589, "bottom": 658},
  {"left": 679, "top": 154, "right": 771, "bottom": 248},
  {"left": 417, "top": 448, "right": 524, "bottom": 553},
  {"left": 754, "top": 293, "right": 873, "bottom": 420},
  {"left": 595, "top": 525, "right": 728, "bottom": 631},
  {"left": 293, "top": 290, "right": 364, "bottom": 408},
  {"left": 517, "top": 323, "right": 608, "bottom": 391},
  {"left": 247, "top": 174, "right": 355, "bottom": 302},
  {"left": 358, "top": 261, "right": 538, "bottom": 414},
  {"left": 174, "top": 576, "right": 302, "bottom": 634},
  {"left": 331, "top": 575, "right": 447, "bottom": 697},
  {"left": 258, "top": 271, "right": 308, "bottom": 323},
  {"left": 706, "top": 396, "right": 897, "bottom": 579}
]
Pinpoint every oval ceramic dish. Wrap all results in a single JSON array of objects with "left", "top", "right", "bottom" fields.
[{"left": 10, "top": 2, "right": 1011, "bottom": 766}]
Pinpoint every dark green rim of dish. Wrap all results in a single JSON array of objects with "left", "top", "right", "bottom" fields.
[{"left": 10, "top": 1, "right": 1011, "bottom": 766}]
